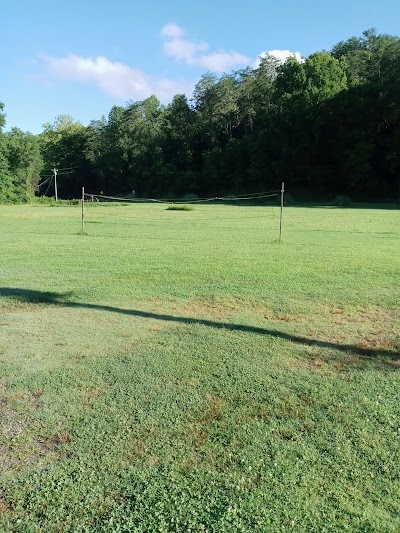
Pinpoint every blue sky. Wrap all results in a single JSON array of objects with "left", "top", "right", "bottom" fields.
[{"left": 1, "top": 0, "right": 399, "bottom": 133}]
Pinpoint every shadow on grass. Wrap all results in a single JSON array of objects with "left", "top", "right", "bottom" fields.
[
  {"left": 1, "top": 287, "right": 399, "bottom": 363},
  {"left": 289, "top": 202, "right": 400, "bottom": 210}
]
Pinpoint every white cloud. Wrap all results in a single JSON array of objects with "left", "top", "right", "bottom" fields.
[
  {"left": 44, "top": 54, "right": 150, "bottom": 99},
  {"left": 42, "top": 54, "right": 193, "bottom": 102},
  {"left": 255, "top": 49, "right": 303, "bottom": 68},
  {"left": 160, "top": 23, "right": 184, "bottom": 39},
  {"left": 161, "top": 24, "right": 251, "bottom": 72},
  {"left": 40, "top": 28, "right": 303, "bottom": 103},
  {"left": 198, "top": 51, "right": 251, "bottom": 72},
  {"left": 164, "top": 36, "right": 209, "bottom": 63}
]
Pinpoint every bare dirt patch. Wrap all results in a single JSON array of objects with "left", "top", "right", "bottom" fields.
[
  {"left": 0, "top": 400, "right": 24, "bottom": 438},
  {"left": 0, "top": 498, "right": 9, "bottom": 516},
  {"left": 0, "top": 400, "right": 42, "bottom": 473},
  {"left": 0, "top": 399, "right": 61, "bottom": 474}
]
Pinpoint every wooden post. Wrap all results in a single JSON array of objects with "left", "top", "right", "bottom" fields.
[
  {"left": 279, "top": 182, "right": 284, "bottom": 241},
  {"left": 81, "top": 187, "right": 85, "bottom": 232},
  {"left": 54, "top": 168, "right": 58, "bottom": 202}
]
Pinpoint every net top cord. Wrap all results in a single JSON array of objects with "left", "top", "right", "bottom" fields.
[{"left": 83, "top": 191, "right": 280, "bottom": 204}]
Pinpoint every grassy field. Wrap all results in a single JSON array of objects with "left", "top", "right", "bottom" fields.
[{"left": 0, "top": 202, "right": 399, "bottom": 532}]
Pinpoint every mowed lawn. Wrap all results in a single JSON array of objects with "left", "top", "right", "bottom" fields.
[{"left": 0, "top": 202, "right": 399, "bottom": 532}]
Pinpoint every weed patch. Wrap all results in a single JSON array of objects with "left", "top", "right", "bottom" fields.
[{"left": 166, "top": 204, "right": 194, "bottom": 211}]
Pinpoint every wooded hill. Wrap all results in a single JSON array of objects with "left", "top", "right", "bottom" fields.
[{"left": 1, "top": 29, "right": 399, "bottom": 202}]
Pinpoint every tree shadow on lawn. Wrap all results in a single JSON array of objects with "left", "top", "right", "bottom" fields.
[
  {"left": 289, "top": 202, "right": 400, "bottom": 210},
  {"left": 1, "top": 287, "right": 399, "bottom": 365}
]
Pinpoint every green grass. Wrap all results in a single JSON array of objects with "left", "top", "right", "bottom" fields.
[{"left": 0, "top": 202, "right": 399, "bottom": 531}]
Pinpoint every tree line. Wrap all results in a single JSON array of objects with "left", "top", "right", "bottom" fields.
[{"left": 1, "top": 28, "right": 399, "bottom": 203}]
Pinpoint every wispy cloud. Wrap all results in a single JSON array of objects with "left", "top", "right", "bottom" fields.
[
  {"left": 161, "top": 24, "right": 251, "bottom": 72},
  {"left": 42, "top": 54, "right": 193, "bottom": 102}
]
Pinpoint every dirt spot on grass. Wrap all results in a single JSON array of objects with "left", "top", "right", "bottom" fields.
[
  {"left": 146, "top": 455, "right": 161, "bottom": 467},
  {"left": 276, "top": 427, "right": 297, "bottom": 441},
  {"left": 32, "top": 389, "right": 44, "bottom": 400},
  {"left": 181, "top": 299, "right": 234, "bottom": 321},
  {"left": 166, "top": 295, "right": 274, "bottom": 323},
  {"left": 0, "top": 498, "right": 9, "bottom": 515},
  {"left": 274, "top": 400, "right": 310, "bottom": 420},
  {"left": 276, "top": 314, "right": 295, "bottom": 322},
  {"left": 154, "top": 297, "right": 398, "bottom": 365},
  {"left": 275, "top": 303, "right": 399, "bottom": 370},
  {"left": 81, "top": 387, "right": 104, "bottom": 408},
  {"left": 276, "top": 422, "right": 312, "bottom": 441},
  {"left": 31, "top": 389, "right": 44, "bottom": 410},
  {"left": 284, "top": 348, "right": 373, "bottom": 374},
  {"left": 188, "top": 394, "right": 226, "bottom": 459},
  {"left": 281, "top": 352, "right": 338, "bottom": 375},
  {"left": 308, "top": 357, "right": 326, "bottom": 369},
  {"left": 188, "top": 425, "right": 207, "bottom": 453},
  {"left": 311, "top": 303, "right": 399, "bottom": 351},
  {"left": 0, "top": 300, "right": 48, "bottom": 316},
  {"left": 130, "top": 437, "right": 146, "bottom": 459},
  {"left": 7, "top": 388, "right": 47, "bottom": 411},
  {"left": 0, "top": 400, "right": 25, "bottom": 438},
  {"left": 200, "top": 394, "right": 225, "bottom": 423},
  {"left": 186, "top": 378, "right": 200, "bottom": 388},
  {"left": 0, "top": 399, "right": 60, "bottom": 474},
  {"left": 44, "top": 431, "right": 71, "bottom": 448},
  {"left": 0, "top": 444, "right": 47, "bottom": 475}
]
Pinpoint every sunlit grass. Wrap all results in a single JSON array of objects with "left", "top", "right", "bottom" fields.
[{"left": 0, "top": 203, "right": 399, "bottom": 531}]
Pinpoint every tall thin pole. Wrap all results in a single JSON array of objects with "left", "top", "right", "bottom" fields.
[
  {"left": 279, "top": 182, "right": 284, "bottom": 241},
  {"left": 81, "top": 187, "right": 85, "bottom": 232},
  {"left": 53, "top": 168, "right": 58, "bottom": 202}
]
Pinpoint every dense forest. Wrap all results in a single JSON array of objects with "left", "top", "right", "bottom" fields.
[{"left": 1, "top": 29, "right": 399, "bottom": 202}]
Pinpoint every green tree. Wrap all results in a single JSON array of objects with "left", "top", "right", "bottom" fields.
[
  {"left": 40, "top": 115, "right": 90, "bottom": 198},
  {"left": 162, "top": 94, "right": 198, "bottom": 194},
  {"left": 0, "top": 102, "right": 13, "bottom": 202},
  {"left": 121, "top": 96, "right": 165, "bottom": 195},
  {"left": 5, "top": 128, "right": 43, "bottom": 198}
]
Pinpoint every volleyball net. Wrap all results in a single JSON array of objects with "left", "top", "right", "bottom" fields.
[{"left": 83, "top": 190, "right": 281, "bottom": 205}]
